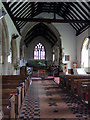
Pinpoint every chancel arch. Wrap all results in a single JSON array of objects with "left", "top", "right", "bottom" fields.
[{"left": 20, "top": 22, "right": 62, "bottom": 66}]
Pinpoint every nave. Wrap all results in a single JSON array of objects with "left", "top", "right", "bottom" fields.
[
  {"left": 0, "top": 1, "right": 90, "bottom": 119},
  {"left": 18, "top": 77, "right": 90, "bottom": 119}
]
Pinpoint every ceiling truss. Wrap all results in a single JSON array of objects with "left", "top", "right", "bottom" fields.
[{"left": 2, "top": 1, "right": 90, "bottom": 44}]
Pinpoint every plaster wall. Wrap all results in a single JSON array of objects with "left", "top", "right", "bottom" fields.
[{"left": 52, "top": 23, "right": 76, "bottom": 69}]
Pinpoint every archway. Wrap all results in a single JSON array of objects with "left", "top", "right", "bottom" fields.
[
  {"left": 20, "top": 22, "right": 62, "bottom": 66},
  {"left": 81, "top": 37, "right": 90, "bottom": 68}
]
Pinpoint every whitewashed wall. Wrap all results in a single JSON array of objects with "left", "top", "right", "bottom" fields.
[{"left": 52, "top": 23, "right": 76, "bottom": 69}]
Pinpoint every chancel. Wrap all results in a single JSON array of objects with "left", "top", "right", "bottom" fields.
[{"left": 0, "top": 1, "right": 90, "bottom": 119}]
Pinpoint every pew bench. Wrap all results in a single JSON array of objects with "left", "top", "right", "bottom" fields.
[
  {"left": 1, "top": 75, "right": 30, "bottom": 119},
  {"left": 2, "top": 87, "right": 21, "bottom": 118},
  {"left": 59, "top": 74, "right": 90, "bottom": 90},
  {"left": 77, "top": 81, "right": 90, "bottom": 109},
  {"left": 59, "top": 74, "right": 90, "bottom": 109},
  {"left": 71, "top": 79, "right": 90, "bottom": 94}
]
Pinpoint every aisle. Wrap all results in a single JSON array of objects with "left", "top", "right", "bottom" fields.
[{"left": 19, "top": 80, "right": 89, "bottom": 119}]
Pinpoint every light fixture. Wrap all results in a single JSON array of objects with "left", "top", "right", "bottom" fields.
[{"left": 0, "top": 7, "right": 6, "bottom": 20}]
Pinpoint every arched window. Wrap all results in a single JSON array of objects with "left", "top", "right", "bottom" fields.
[
  {"left": 53, "top": 49, "right": 55, "bottom": 62},
  {"left": 81, "top": 37, "right": 90, "bottom": 68},
  {"left": 34, "top": 43, "right": 45, "bottom": 60}
]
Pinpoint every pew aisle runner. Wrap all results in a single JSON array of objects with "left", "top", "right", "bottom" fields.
[{"left": 19, "top": 80, "right": 90, "bottom": 119}]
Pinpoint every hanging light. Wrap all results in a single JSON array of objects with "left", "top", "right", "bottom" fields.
[{"left": 0, "top": 7, "right": 6, "bottom": 20}]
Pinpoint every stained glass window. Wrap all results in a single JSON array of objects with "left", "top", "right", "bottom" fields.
[{"left": 34, "top": 43, "right": 45, "bottom": 60}]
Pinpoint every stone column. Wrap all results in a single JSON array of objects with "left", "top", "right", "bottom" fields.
[
  {"left": 58, "top": 36, "right": 62, "bottom": 64},
  {"left": 0, "top": 18, "right": 2, "bottom": 118}
]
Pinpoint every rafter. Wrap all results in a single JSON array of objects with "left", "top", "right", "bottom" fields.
[
  {"left": 24, "top": 23, "right": 57, "bottom": 46},
  {"left": 71, "top": 3, "right": 88, "bottom": 20},
  {"left": 25, "top": 33, "right": 54, "bottom": 47},
  {"left": 14, "top": 17, "right": 90, "bottom": 23},
  {"left": 3, "top": 2, "right": 90, "bottom": 36},
  {"left": 59, "top": 3, "right": 82, "bottom": 29},
  {"left": 74, "top": 2, "right": 89, "bottom": 18},
  {"left": 11, "top": 2, "right": 23, "bottom": 13},
  {"left": 76, "top": 24, "right": 90, "bottom": 36},
  {"left": 13, "top": 2, "right": 29, "bottom": 16}
]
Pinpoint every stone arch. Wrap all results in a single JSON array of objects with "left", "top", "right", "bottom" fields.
[
  {"left": 1, "top": 18, "right": 9, "bottom": 74},
  {"left": 81, "top": 37, "right": 90, "bottom": 68},
  {"left": 20, "top": 22, "right": 62, "bottom": 64}
]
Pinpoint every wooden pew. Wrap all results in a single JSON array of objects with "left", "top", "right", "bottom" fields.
[
  {"left": 59, "top": 74, "right": 90, "bottom": 89},
  {"left": 2, "top": 87, "right": 22, "bottom": 118},
  {"left": 1, "top": 75, "right": 30, "bottom": 119},
  {"left": 2, "top": 75, "right": 26, "bottom": 80},
  {"left": 88, "top": 86, "right": 90, "bottom": 109},
  {"left": 59, "top": 74, "right": 90, "bottom": 109},
  {"left": 2, "top": 74, "right": 29, "bottom": 97},
  {"left": 71, "top": 79, "right": 90, "bottom": 95},
  {"left": 77, "top": 81, "right": 90, "bottom": 109},
  {"left": 1, "top": 75, "right": 28, "bottom": 119}
]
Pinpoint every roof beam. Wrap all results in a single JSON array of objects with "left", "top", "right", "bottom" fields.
[
  {"left": 11, "top": 2, "right": 23, "bottom": 13},
  {"left": 81, "top": 2, "right": 89, "bottom": 12},
  {"left": 14, "top": 17, "right": 90, "bottom": 23},
  {"left": 14, "top": 3, "right": 31, "bottom": 17},
  {"left": 25, "top": 34, "right": 54, "bottom": 47},
  {"left": 13, "top": 2, "right": 29, "bottom": 16},
  {"left": 74, "top": 2, "right": 90, "bottom": 19},
  {"left": 59, "top": 3, "right": 82, "bottom": 29},
  {"left": 76, "top": 24, "right": 90, "bottom": 36},
  {"left": 71, "top": 3, "right": 88, "bottom": 20},
  {"left": 9, "top": 2, "right": 18, "bottom": 9},
  {"left": 24, "top": 29, "right": 56, "bottom": 45}
]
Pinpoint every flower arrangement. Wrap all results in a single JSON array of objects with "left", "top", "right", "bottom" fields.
[{"left": 59, "top": 62, "right": 65, "bottom": 72}]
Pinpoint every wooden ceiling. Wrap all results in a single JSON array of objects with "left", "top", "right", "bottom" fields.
[
  {"left": 3, "top": 1, "right": 90, "bottom": 40},
  {"left": 24, "top": 22, "right": 58, "bottom": 46}
]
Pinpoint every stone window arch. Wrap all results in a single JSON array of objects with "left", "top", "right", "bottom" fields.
[{"left": 81, "top": 37, "right": 90, "bottom": 68}]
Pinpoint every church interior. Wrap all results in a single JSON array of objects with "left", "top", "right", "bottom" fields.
[{"left": 0, "top": 1, "right": 90, "bottom": 119}]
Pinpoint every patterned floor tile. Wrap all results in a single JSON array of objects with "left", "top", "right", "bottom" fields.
[{"left": 18, "top": 79, "right": 89, "bottom": 119}]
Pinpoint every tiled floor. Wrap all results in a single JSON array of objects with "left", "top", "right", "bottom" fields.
[{"left": 19, "top": 79, "right": 90, "bottom": 120}]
